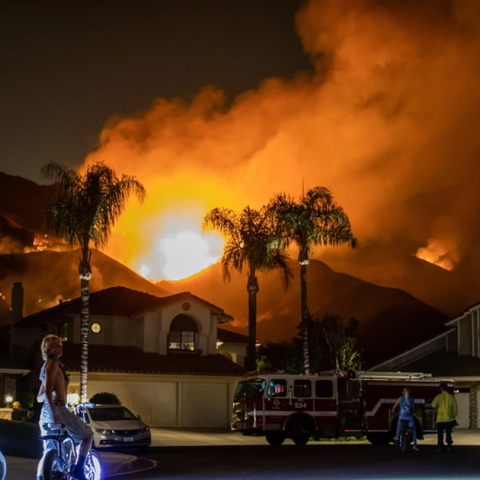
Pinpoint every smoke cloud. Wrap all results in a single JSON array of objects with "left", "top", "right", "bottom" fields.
[{"left": 82, "top": 0, "right": 480, "bottom": 283}]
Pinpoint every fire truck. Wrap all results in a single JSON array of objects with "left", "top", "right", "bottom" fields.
[{"left": 231, "top": 370, "right": 450, "bottom": 446}]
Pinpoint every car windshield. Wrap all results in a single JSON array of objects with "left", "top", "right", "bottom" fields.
[
  {"left": 88, "top": 407, "right": 138, "bottom": 422},
  {"left": 234, "top": 378, "right": 266, "bottom": 399}
]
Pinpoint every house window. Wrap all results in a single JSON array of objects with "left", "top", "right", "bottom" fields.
[
  {"left": 168, "top": 315, "right": 198, "bottom": 352},
  {"left": 59, "top": 323, "right": 68, "bottom": 341}
]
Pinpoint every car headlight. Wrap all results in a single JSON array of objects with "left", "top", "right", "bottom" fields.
[
  {"left": 95, "top": 428, "right": 114, "bottom": 435},
  {"left": 139, "top": 427, "right": 150, "bottom": 433}
]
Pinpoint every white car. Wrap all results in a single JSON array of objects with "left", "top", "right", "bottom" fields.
[{"left": 76, "top": 404, "right": 151, "bottom": 452}]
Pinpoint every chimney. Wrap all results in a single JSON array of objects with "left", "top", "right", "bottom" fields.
[
  {"left": 10, "top": 282, "right": 24, "bottom": 363},
  {"left": 12, "top": 282, "right": 24, "bottom": 323}
]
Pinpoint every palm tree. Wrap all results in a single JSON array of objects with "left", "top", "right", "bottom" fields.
[
  {"left": 269, "top": 186, "right": 358, "bottom": 374},
  {"left": 41, "top": 161, "right": 146, "bottom": 401},
  {"left": 203, "top": 205, "right": 292, "bottom": 371}
]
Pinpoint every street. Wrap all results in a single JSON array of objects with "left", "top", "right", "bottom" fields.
[{"left": 118, "top": 443, "right": 480, "bottom": 479}]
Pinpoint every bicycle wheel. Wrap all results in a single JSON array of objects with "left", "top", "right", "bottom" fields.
[
  {"left": 400, "top": 432, "right": 408, "bottom": 453},
  {"left": 0, "top": 449, "right": 7, "bottom": 480},
  {"left": 42, "top": 449, "right": 66, "bottom": 480},
  {"left": 84, "top": 450, "right": 102, "bottom": 480}
]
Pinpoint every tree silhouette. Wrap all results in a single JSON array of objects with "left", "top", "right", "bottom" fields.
[
  {"left": 203, "top": 205, "right": 292, "bottom": 370},
  {"left": 41, "top": 161, "right": 145, "bottom": 401},
  {"left": 269, "top": 187, "right": 358, "bottom": 374}
]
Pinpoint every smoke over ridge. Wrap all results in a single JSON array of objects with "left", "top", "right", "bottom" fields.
[{"left": 81, "top": 0, "right": 480, "bottom": 283}]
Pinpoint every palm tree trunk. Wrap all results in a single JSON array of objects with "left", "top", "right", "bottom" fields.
[
  {"left": 247, "top": 272, "right": 259, "bottom": 371},
  {"left": 79, "top": 249, "right": 92, "bottom": 403},
  {"left": 300, "top": 262, "right": 310, "bottom": 375},
  {"left": 80, "top": 276, "right": 90, "bottom": 403}
]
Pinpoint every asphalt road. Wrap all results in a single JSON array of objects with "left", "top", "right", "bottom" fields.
[{"left": 119, "top": 444, "right": 480, "bottom": 480}]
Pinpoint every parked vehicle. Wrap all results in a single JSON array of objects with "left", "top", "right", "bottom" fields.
[
  {"left": 76, "top": 403, "right": 151, "bottom": 452},
  {"left": 232, "top": 370, "right": 447, "bottom": 446}
]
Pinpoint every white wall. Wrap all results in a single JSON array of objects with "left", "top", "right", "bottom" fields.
[{"left": 455, "top": 392, "right": 469, "bottom": 428}]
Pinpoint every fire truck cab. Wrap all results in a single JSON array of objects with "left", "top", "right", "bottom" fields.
[{"left": 232, "top": 370, "right": 447, "bottom": 446}]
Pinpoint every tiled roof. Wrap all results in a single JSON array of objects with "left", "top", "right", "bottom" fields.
[
  {"left": 57, "top": 342, "right": 246, "bottom": 376},
  {"left": 217, "top": 328, "right": 248, "bottom": 344},
  {"left": 18, "top": 286, "right": 233, "bottom": 324},
  {"left": 0, "top": 352, "right": 30, "bottom": 373}
]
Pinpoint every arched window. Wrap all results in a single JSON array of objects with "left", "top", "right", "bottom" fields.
[{"left": 168, "top": 315, "right": 198, "bottom": 352}]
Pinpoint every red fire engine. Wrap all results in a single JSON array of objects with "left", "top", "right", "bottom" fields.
[{"left": 232, "top": 370, "right": 449, "bottom": 446}]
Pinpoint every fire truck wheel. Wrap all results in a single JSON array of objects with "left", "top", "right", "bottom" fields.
[
  {"left": 290, "top": 417, "right": 312, "bottom": 446},
  {"left": 265, "top": 433, "right": 286, "bottom": 446}
]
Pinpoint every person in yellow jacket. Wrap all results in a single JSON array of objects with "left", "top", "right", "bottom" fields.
[{"left": 432, "top": 382, "right": 458, "bottom": 451}]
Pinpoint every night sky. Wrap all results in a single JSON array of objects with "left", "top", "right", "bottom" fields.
[
  {"left": 3, "top": 0, "right": 480, "bottom": 304},
  {"left": 0, "top": 0, "right": 311, "bottom": 184}
]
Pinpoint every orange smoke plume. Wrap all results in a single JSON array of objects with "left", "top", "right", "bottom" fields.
[{"left": 81, "top": 0, "right": 480, "bottom": 281}]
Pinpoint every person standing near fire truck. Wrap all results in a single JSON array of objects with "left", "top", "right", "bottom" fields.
[
  {"left": 432, "top": 382, "right": 458, "bottom": 452},
  {"left": 392, "top": 387, "right": 419, "bottom": 451}
]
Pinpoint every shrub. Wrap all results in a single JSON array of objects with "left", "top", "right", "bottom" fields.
[
  {"left": 16, "top": 391, "right": 35, "bottom": 410},
  {"left": 14, "top": 391, "right": 36, "bottom": 421},
  {"left": 0, "top": 419, "right": 42, "bottom": 458},
  {"left": 89, "top": 392, "right": 121, "bottom": 405}
]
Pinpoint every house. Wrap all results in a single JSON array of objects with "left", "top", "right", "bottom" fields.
[
  {"left": 0, "top": 353, "right": 30, "bottom": 420},
  {"left": 9, "top": 283, "right": 247, "bottom": 428},
  {"left": 370, "top": 301, "right": 480, "bottom": 429}
]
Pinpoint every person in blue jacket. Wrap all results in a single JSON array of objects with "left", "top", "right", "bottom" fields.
[{"left": 392, "top": 387, "right": 419, "bottom": 451}]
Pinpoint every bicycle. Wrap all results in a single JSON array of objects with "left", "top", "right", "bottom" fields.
[
  {"left": 39, "top": 424, "right": 102, "bottom": 480},
  {"left": 395, "top": 419, "right": 413, "bottom": 453},
  {"left": 0, "top": 448, "right": 6, "bottom": 480}
]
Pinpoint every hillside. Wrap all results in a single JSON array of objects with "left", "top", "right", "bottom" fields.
[
  {"left": 0, "top": 172, "right": 55, "bottom": 251},
  {"left": 0, "top": 249, "right": 170, "bottom": 326},
  {"left": 159, "top": 260, "right": 450, "bottom": 367},
  {"left": 0, "top": 171, "right": 476, "bottom": 316},
  {"left": 0, "top": 171, "right": 462, "bottom": 367}
]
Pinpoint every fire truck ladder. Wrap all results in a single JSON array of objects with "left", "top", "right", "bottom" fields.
[{"left": 356, "top": 371, "right": 433, "bottom": 381}]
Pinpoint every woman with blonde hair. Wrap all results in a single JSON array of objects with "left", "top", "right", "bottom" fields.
[{"left": 36, "top": 334, "right": 93, "bottom": 480}]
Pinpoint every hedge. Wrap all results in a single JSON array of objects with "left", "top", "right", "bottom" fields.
[{"left": 0, "top": 419, "right": 42, "bottom": 458}]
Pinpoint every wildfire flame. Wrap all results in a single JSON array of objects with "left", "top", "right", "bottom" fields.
[
  {"left": 135, "top": 213, "right": 223, "bottom": 281},
  {"left": 415, "top": 239, "right": 456, "bottom": 271}
]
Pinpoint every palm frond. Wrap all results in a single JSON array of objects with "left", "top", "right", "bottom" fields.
[{"left": 42, "top": 161, "right": 146, "bottom": 251}]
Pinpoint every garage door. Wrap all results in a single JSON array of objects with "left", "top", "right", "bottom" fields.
[
  {"left": 88, "top": 381, "right": 178, "bottom": 427},
  {"left": 88, "top": 382, "right": 129, "bottom": 408},
  {"left": 130, "top": 382, "right": 177, "bottom": 427},
  {"left": 181, "top": 382, "right": 228, "bottom": 428}
]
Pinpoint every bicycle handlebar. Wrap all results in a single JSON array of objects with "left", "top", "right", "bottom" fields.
[{"left": 42, "top": 423, "right": 65, "bottom": 430}]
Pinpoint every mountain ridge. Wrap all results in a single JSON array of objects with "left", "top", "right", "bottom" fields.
[
  {"left": 0, "top": 171, "right": 460, "bottom": 366},
  {"left": 158, "top": 259, "right": 450, "bottom": 366}
]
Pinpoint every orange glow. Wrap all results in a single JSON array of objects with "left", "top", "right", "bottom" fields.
[
  {"left": 75, "top": 1, "right": 480, "bottom": 281},
  {"left": 96, "top": 171, "right": 241, "bottom": 281},
  {"left": 415, "top": 240, "right": 455, "bottom": 271},
  {"left": 135, "top": 212, "right": 223, "bottom": 281}
]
